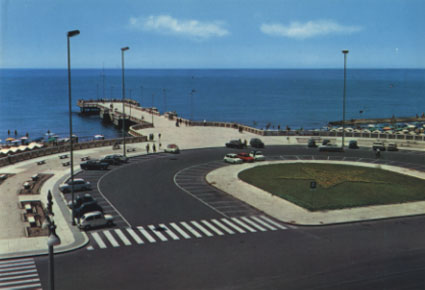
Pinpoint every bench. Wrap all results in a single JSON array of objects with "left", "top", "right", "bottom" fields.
[
  {"left": 31, "top": 174, "right": 39, "bottom": 181},
  {"left": 27, "top": 216, "right": 36, "bottom": 227},
  {"left": 127, "top": 148, "right": 136, "bottom": 152},
  {"left": 62, "top": 161, "right": 70, "bottom": 166},
  {"left": 0, "top": 174, "right": 7, "bottom": 181},
  {"left": 23, "top": 182, "right": 31, "bottom": 190},
  {"left": 37, "top": 160, "right": 45, "bottom": 165},
  {"left": 81, "top": 156, "right": 90, "bottom": 161},
  {"left": 59, "top": 154, "right": 69, "bottom": 159},
  {"left": 24, "top": 203, "right": 32, "bottom": 213}
]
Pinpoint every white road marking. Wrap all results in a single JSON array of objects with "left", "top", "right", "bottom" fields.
[
  {"left": 0, "top": 269, "right": 37, "bottom": 277},
  {"left": 0, "top": 278, "right": 40, "bottom": 287},
  {"left": 211, "top": 219, "right": 235, "bottom": 234},
  {"left": 148, "top": 225, "right": 168, "bottom": 242},
  {"left": 103, "top": 230, "right": 120, "bottom": 247},
  {"left": 201, "top": 220, "right": 224, "bottom": 236},
  {"left": 180, "top": 222, "right": 202, "bottom": 238},
  {"left": 137, "top": 226, "right": 157, "bottom": 243},
  {"left": 250, "top": 216, "right": 277, "bottom": 231},
  {"left": 126, "top": 228, "right": 144, "bottom": 244},
  {"left": 0, "top": 259, "right": 33, "bottom": 265},
  {"left": 241, "top": 217, "right": 267, "bottom": 231},
  {"left": 86, "top": 246, "right": 94, "bottom": 251},
  {"left": 159, "top": 224, "right": 180, "bottom": 240},
  {"left": 169, "top": 223, "right": 191, "bottom": 239},
  {"left": 91, "top": 232, "right": 107, "bottom": 249},
  {"left": 190, "top": 221, "right": 213, "bottom": 237},
  {"left": 4, "top": 283, "right": 42, "bottom": 289},
  {"left": 259, "top": 215, "right": 287, "bottom": 230},
  {"left": 0, "top": 266, "right": 35, "bottom": 273},
  {"left": 0, "top": 261, "right": 33, "bottom": 269},
  {"left": 231, "top": 217, "right": 257, "bottom": 232},
  {"left": 114, "top": 229, "right": 132, "bottom": 246},
  {"left": 220, "top": 218, "right": 246, "bottom": 233},
  {"left": 0, "top": 273, "right": 38, "bottom": 282}
]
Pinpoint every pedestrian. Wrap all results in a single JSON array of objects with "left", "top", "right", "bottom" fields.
[
  {"left": 14, "top": 130, "right": 17, "bottom": 136},
  {"left": 158, "top": 133, "right": 161, "bottom": 139},
  {"left": 159, "top": 143, "right": 162, "bottom": 149},
  {"left": 153, "top": 144, "right": 156, "bottom": 153},
  {"left": 7, "top": 130, "right": 10, "bottom": 135},
  {"left": 146, "top": 143, "right": 150, "bottom": 154},
  {"left": 375, "top": 148, "right": 381, "bottom": 158}
]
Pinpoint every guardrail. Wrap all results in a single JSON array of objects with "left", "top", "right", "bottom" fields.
[{"left": 0, "top": 136, "right": 147, "bottom": 168}]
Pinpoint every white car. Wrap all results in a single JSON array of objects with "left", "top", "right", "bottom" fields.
[
  {"left": 164, "top": 144, "right": 180, "bottom": 153},
  {"left": 59, "top": 178, "right": 91, "bottom": 193},
  {"left": 224, "top": 153, "right": 243, "bottom": 164},
  {"left": 78, "top": 211, "right": 114, "bottom": 230},
  {"left": 249, "top": 150, "right": 265, "bottom": 161}
]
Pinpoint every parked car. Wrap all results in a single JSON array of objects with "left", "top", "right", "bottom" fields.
[
  {"left": 319, "top": 144, "right": 343, "bottom": 152},
  {"left": 101, "top": 154, "right": 128, "bottom": 165},
  {"left": 237, "top": 152, "right": 255, "bottom": 162},
  {"left": 80, "top": 159, "right": 109, "bottom": 170},
  {"left": 225, "top": 140, "right": 246, "bottom": 149},
  {"left": 348, "top": 140, "right": 359, "bottom": 149},
  {"left": 78, "top": 211, "right": 114, "bottom": 230},
  {"left": 307, "top": 139, "right": 317, "bottom": 148},
  {"left": 68, "top": 193, "right": 95, "bottom": 209},
  {"left": 74, "top": 201, "right": 103, "bottom": 219},
  {"left": 372, "top": 142, "right": 386, "bottom": 151},
  {"left": 164, "top": 144, "right": 180, "bottom": 153},
  {"left": 387, "top": 143, "right": 398, "bottom": 151},
  {"left": 249, "top": 150, "right": 265, "bottom": 161},
  {"left": 322, "top": 139, "right": 331, "bottom": 145},
  {"left": 250, "top": 138, "right": 264, "bottom": 148},
  {"left": 223, "top": 153, "right": 243, "bottom": 164},
  {"left": 59, "top": 178, "right": 91, "bottom": 193}
]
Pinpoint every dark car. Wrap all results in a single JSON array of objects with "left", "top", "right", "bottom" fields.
[
  {"left": 322, "top": 139, "right": 331, "bottom": 145},
  {"left": 387, "top": 143, "right": 398, "bottom": 151},
  {"left": 225, "top": 140, "right": 246, "bottom": 149},
  {"left": 372, "top": 142, "right": 386, "bottom": 151},
  {"left": 80, "top": 159, "right": 109, "bottom": 170},
  {"left": 101, "top": 154, "right": 128, "bottom": 165},
  {"left": 307, "top": 139, "right": 317, "bottom": 148},
  {"left": 348, "top": 140, "right": 359, "bottom": 149},
  {"left": 319, "top": 144, "right": 344, "bottom": 152},
  {"left": 250, "top": 138, "right": 264, "bottom": 148},
  {"left": 74, "top": 201, "right": 103, "bottom": 219},
  {"left": 68, "top": 193, "right": 95, "bottom": 209}
]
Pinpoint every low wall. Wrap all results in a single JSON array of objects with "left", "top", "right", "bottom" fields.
[{"left": 0, "top": 136, "right": 147, "bottom": 168}]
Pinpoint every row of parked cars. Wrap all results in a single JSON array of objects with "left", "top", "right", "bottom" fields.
[
  {"left": 80, "top": 154, "right": 129, "bottom": 170},
  {"left": 224, "top": 151, "right": 265, "bottom": 164},
  {"left": 308, "top": 139, "right": 399, "bottom": 152},
  {"left": 225, "top": 138, "right": 265, "bottom": 149}
]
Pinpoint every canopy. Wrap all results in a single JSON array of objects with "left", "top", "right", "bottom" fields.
[{"left": 5, "top": 137, "right": 15, "bottom": 142}]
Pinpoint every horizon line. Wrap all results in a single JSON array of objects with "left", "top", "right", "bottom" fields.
[{"left": 1, "top": 67, "right": 424, "bottom": 70}]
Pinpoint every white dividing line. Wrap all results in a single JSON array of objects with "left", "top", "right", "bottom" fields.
[
  {"left": 137, "top": 226, "right": 157, "bottom": 243},
  {"left": 159, "top": 224, "right": 180, "bottom": 240},
  {"left": 0, "top": 266, "right": 35, "bottom": 273},
  {"left": 126, "top": 228, "right": 144, "bottom": 244},
  {"left": 91, "top": 232, "right": 107, "bottom": 249},
  {"left": 231, "top": 217, "right": 257, "bottom": 232},
  {"left": 86, "top": 246, "right": 94, "bottom": 251},
  {"left": 148, "top": 225, "right": 168, "bottom": 242},
  {"left": 0, "top": 269, "right": 37, "bottom": 277},
  {"left": 190, "top": 221, "right": 213, "bottom": 237},
  {"left": 0, "top": 259, "right": 33, "bottom": 265},
  {"left": 103, "top": 230, "right": 120, "bottom": 247},
  {"left": 0, "top": 278, "right": 40, "bottom": 287},
  {"left": 221, "top": 218, "right": 246, "bottom": 233},
  {"left": 211, "top": 219, "right": 235, "bottom": 234},
  {"left": 240, "top": 217, "right": 267, "bottom": 231},
  {"left": 0, "top": 282, "right": 42, "bottom": 290},
  {"left": 259, "top": 215, "right": 287, "bottom": 230},
  {"left": 250, "top": 216, "right": 277, "bottom": 231},
  {"left": 114, "top": 229, "right": 132, "bottom": 246},
  {"left": 169, "top": 223, "right": 191, "bottom": 239},
  {"left": 0, "top": 261, "right": 33, "bottom": 269},
  {"left": 180, "top": 222, "right": 202, "bottom": 238},
  {"left": 0, "top": 273, "right": 38, "bottom": 282},
  {"left": 201, "top": 220, "right": 224, "bottom": 236}
]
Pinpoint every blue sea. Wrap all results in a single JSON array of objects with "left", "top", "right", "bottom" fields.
[{"left": 0, "top": 69, "right": 424, "bottom": 142}]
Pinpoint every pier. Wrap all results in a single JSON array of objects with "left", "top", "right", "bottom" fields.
[{"left": 329, "top": 116, "right": 425, "bottom": 126}]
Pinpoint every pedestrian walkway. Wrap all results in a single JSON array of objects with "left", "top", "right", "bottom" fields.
[
  {"left": 86, "top": 215, "right": 288, "bottom": 250},
  {"left": 0, "top": 258, "right": 41, "bottom": 290}
]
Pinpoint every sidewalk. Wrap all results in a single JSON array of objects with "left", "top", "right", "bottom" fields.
[{"left": 1, "top": 109, "right": 425, "bottom": 259}]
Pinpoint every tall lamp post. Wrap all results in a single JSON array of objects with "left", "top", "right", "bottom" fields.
[
  {"left": 342, "top": 49, "right": 349, "bottom": 150},
  {"left": 43, "top": 190, "right": 61, "bottom": 290},
  {"left": 67, "top": 29, "right": 79, "bottom": 225},
  {"left": 121, "top": 46, "right": 130, "bottom": 157}
]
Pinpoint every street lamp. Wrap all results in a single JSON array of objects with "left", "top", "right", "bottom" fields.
[
  {"left": 190, "top": 89, "right": 196, "bottom": 123},
  {"left": 342, "top": 49, "right": 349, "bottom": 150},
  {"left": 151, "top": 93, "right": 155, "bottom": 126},
  {"left": 67, "top": 29, "right": 79, "bottom": 225},
  {"left": 43, "top": 190, "right": 61, "bottom": 290},
  {"left": 121, "top": 46, "right": 130, "bottom": 157}
]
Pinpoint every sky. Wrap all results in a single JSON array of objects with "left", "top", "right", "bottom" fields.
[{"left": 0, "top": 0, "right": 424, "bottom": 69}]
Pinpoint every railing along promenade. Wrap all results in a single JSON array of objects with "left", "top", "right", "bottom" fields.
[{"left": 0, "top": 136, "right": 146, "bottom": 168}]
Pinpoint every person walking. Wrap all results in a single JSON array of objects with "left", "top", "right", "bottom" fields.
[
  {"left": 153, "top": 144, "right": 156, "bottom": 153},
  {"left": 375, "top": 148, "right": 381, "bottom": 158},
  {"left": 146, "top": 143, "right": 150, "bottom": 154}
]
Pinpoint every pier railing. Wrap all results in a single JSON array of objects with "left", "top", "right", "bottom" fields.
[{"left": 0, "top": 136, "right": 146, "bottom": 168}]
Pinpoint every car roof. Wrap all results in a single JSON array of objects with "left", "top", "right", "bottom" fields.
[
  {"left": 72, "top": 178, "right": 85, "bottom": 182},
  {"left": 81, "top": 211, "right": 102, "bottom": 218}
]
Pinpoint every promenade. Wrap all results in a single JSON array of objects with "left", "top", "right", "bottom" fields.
[{"left": 1, "top": 104, "right": 425, "bottom": 259}]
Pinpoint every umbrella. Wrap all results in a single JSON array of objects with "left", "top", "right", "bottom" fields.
[
  {"left": 20, "top": 136, "right": 28, "bottom": 140},
  {"left": 5, "top": 137, "right": 15, "bottom": 142},
  {"left": 383, "top": 127, "right": 391, "bottom": 131}
]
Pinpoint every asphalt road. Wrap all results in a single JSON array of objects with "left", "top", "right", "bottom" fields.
[{"left": 33, "top": 145, "right": 425, "bottom": 290}]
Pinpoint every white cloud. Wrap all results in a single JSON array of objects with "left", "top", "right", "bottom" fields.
[
  {"left": 129, "top": 15, "right": 229, "bottom": 39},
  {"left": 260, "top": 20, "right": 362, "bottom": 39}
]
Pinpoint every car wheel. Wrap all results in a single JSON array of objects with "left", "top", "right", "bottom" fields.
[{"left": 84, "top": 225, "right": 91, "bottom": 231}]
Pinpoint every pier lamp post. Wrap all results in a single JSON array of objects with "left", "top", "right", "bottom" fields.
[
  {"left": 121, "top": 46, "right": 130, "bottom": 157},
  {"left": 43, "top": 190, "right": 61, "bottom": 290},
  {"left": 342, "top": 49, "right": 349, "bottom": 150},
  {"left": 67, "top": 29, "right": 79, "bottom": 225},
  {"left": 151, "top": 93, "right": 155, "bottom": 126}
]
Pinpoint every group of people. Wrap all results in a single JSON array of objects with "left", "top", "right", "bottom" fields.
[{"left": 145, "top": 133, "right": 162, "bottom": 153}]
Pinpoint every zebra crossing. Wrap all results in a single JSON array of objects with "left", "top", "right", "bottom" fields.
[
  {"left": 0, "top": 258, "right": 41, "bottom": 290},
  {"left": 87, "top": 215, "right": 288, "bottom": 250}
]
